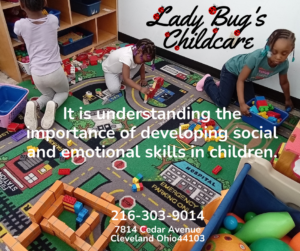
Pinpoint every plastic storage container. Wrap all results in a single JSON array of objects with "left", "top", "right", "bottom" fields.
[
  {"left": 6, "top": 7, "right": 61, "bottom": 39},
  {"left": 242, "top": 98, "right": 289, "bottom": 132},
  {"left": 190, "top": 157, "right": 300, "bottom": 251},
  {"left": 0, "top": 84, "right": 29, "bottom": 128},
  {"left": 58, "top": 27, "right": 94, "bottom": 56},
  {"left": 70, "top": 0, "right": 101, "bottom": 16}
]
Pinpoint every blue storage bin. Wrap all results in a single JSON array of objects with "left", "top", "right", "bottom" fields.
[
  {"left": 191, "top": 164, "right": 300, "bottom": 251},
  {"left": 58, "top": 27, "right": 94, "bottom": 56},
  {"left": 242, "top": 97, "right": 289, "bottom": 132},
  {"left": 70, "top": 0, "right": 101, "bottom": 16},
  {"left": 6, "top": 7, "right": 61, "bottom": 39},
  {"left": 0, "top": 85, "right": 28, "bottom": 116}
]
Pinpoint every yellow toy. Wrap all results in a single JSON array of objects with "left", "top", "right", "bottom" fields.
[
  {"left": 180, "top": 124, "right": 189, "bottom": 130},
  {"left": 203, "top": 234, "right": 250, "bottom": 251},
  {"left": 220, "top": 152, "right": 225, "bottom": 159},
  {"left": 67, "top": 140, "right": 74, "bottom": 147},
  {"left": 208, "top": 146, "right": 214, "bottom": 152},
  {"left": 194, "top": 124, "right": 201, "bottom": 131}
]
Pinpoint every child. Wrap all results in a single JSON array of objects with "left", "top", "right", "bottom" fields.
[
  {"left": 102, "top": 38, "right": 156, "bottom": 96},
  {"left": 196, "top": 29, "right": 295, "bottom": 116},
  {"left": 15, "top": 0, "right": 69, "bottom": 130}
]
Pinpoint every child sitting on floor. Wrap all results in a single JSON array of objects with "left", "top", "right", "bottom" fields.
[
  {"left": 102, "top": 38, "right": 156, "bottom": 96},
  {"left": 196, "top": 29, "right": 295, "bottom": 116},
  {"left": 15, "top": 0, "right": 69, "bottom": 130}
]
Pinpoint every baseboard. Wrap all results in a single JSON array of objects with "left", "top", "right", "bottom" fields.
[{"left": 118, "top": 32, "right": 300, "bottom": 108}]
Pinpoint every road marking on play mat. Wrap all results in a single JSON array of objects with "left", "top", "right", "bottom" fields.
[
  {"left": 69, "top": 177, "right": 79, "bottom": 185},
  {"left": 148, "top": 198, "right": 158, "bottom": 206}
]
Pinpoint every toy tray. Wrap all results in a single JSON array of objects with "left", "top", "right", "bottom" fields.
[
  {"left": 191, "top": 160, "right": 300, "bottom": 250},
  {"left": 0, "top": 84, "right": 29, "bottom": 128},
  {"left": 58, "top": 27, "right": 94, "bottom": 56},
  {"left": 242, "top": 98, "right": 289, "bottom": 132}
]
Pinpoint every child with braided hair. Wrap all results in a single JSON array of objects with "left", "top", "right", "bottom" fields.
[
  {"left": 102, "top": 38, "right": 156, "bottom": 95},
  {"left": 197, "top": 29, "right": 296, "bottom": 116}
]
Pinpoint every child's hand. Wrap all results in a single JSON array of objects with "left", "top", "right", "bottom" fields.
[
  {"left": 139, "top": 79, "right": 148, "bottom": 87},
  {"left": 240, "top": 103, "right": 250, "bottom": 116},
  {"left": 140, "top": 87, "right": 150, "bottom": 95},
  {"left": 285, "top": 98, "right": 294, "bottom": 110}
]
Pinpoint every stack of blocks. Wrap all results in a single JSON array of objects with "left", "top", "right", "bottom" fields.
[
  {"left": 132, "top": 174, "right": 144, "bottom": 192},
  {"left": 249, "top": 96, "right": 282, "bottom": 124},
  {"left": 63, "top": 195, "right": 77, "bottom": 213},
  {"left": 3, "top": 180, "right": 126, "bottom": 251}
]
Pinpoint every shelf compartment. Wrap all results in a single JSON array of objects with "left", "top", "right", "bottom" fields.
[
  {"left": 1, "top": 0, "right": 20, "bottom": 9},
  {"left": 71, "top": 4, "right": 115, "bottom": 26}
]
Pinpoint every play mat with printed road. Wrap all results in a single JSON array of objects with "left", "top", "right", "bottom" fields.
[{"left": 0, "top": 43, "right": 299, "bottom": 251}]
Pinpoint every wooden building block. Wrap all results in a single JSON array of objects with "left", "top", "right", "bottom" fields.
[
  {"left": 53, "top": 195, "right": 64, "bottom": 208},
  {"left": 38, "top": 190, "right": 56, "bottom": 207},
  {"left": 85, "top": 212, "right": 100, "bottom": 231},
  {"left": 102, "top": 223, "right": 117, "bottom": 239},
  {"left": 93, "top": 235, "right": 109, "bottom": 251},
  {"left": 73, "top": 236, "right": 91, "bottom": 251},
  {"left": 100, "top": 192, "right": 115, "bottom": 204},
  {"left": 63, "top": 228, "right": 76, "bottom": 242},
  {"left": 75, "top": 223, "right": 91, "bottom": 240},
  {"left": 85, "top": 193, "right": 98, "bottom": 206},
  {"left": 11, "top": 242, "right": 28, "bottom": 251},
  {"left": 93, "top": 198, "right": 110, "bottom": 214},
  {"left": 2, "top": 233, "right": 18, "bottom": 248},
  {"left": 49, "top": 180, "right": 64, "bottom": 199},
  {"left": 63, "top": 183, "right": 75, "bottom": 196},
  {"left": 89, "top": 247, "right": 99, "bottom": 251},
  {"left": 109, "top": 213, "right": 126, "bottom": 227},
  {"left": 40, "top": 219, "right": 54, "bottom": 235},
  {"left": 106, "top": 204, "right": 121, "bottom": 217},
  {"left": 43, "top": 204, "right": 64, "bottom": 219},
  {"left": 74, "top": 188, "right": 88, "bottom": 202},
  {"left": 28, "top": 201, "right": 46, "bottom": 223},
  {"left": 17, "top": 223, "right": 41, "bottom": 247}
]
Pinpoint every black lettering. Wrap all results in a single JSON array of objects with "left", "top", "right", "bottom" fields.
[
  {"left": 164, "top": 29, "right": 181, "bottom": 48},
  {"left": 244, "top": 38, "right": 254, "bottom": 49},
  {"left": 211, "top": 6, "right": 230, "bottom": 26},
  {"left": 256, "top": 14, "right": 267, "bottom": 26},
  {"left": 146, "top": 6, "right": 173, "bottom": 26}
]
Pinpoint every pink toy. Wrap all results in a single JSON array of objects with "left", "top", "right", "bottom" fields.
[{"left": 285, "top": 124, "right": 300, "bottom": 179}]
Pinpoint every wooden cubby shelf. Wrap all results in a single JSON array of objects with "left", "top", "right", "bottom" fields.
[{"left": 0, "top": 0, "right": 118, "bottom": 82}]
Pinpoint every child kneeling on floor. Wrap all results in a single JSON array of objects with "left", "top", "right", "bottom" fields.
[
  {"left": 15, "top": 0, "right": 69, "bottom": 130},
  {"left": 196, "top": 29, "right": 295, "bottom": 116},
  {"left": 102, "top": 38, "right": 156, "bottom": 96}
]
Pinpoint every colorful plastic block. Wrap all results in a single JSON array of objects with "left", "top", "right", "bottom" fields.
[
  {"left": 259, "top": 106, "right": 269, "bottom": 112},
  {"left": 67, "top": 140, "right": 74, "bottom": 146},
  {"left": 78, "top": 208, "right": 89, "bottom": 221},
  {"left": 139, "top": 183, "right": 144, "bottom": 191},
  {"left": 255, "top": 96, "right": 265, "bottom": 101},
  {"left": 132, "top": 184, "right": 137, "bottom": 192},
  {"left": 212, "top": 165, "right": 222, "bottom": 175},
  {"left": 18, "top": 124, "right": 26, "bottom": 130},
  {"left": 7, "top": 122, "right": 20, "bottom": 132},
  {"left": 268, "top": 117, "right": 278, "bottom": 123},
  {"left": 220, "top": 153, "right": 225, "bottom": 159},
  {"left": 188, "top": 124, "right": 196, "bottom": 131},
  {"left": 249, "top": 106, "right": 259, "bottom": 114},
  {"left": 136, "top": 173, "right": 143, "bottom": 181},
  {"left": 132, "top": 177, "right": 139, "bottom": 184},
  {"left": 63, "top": 195, "right": 77, "bottom": 206},
  {"left": 11, "top": 129, "right": 27, "bottom": 142},
  {"left": 267, "top": 111, "right": 281, "bottom": 118},
  {"left": 74, "top": 202, "right": 83, "bottom": 214},
  {"left": 208, "top": 146, "right": 214, "bottom": 152},
  {"left": 58, "top": 168, "right": 71, "bottom": 175},
  {"left": 268, "top": 104, "right": 274, "bottom": 110},
  {"left": 136, "top": 183, "right": 141, "bottom": 192},
  {"left": 256, "top": 100, "right": 268, "bottom": 108},
  {"left": 215, "top": 126, "right": 220, "bottom": 130},
  {"left": 76, "top": 216, "right": 84, "bottom": 224}
]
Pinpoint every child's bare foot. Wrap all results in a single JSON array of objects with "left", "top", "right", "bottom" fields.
[
  {"left": 41, "top": 101, "right": 57, "bottom": 129},
  {"left": 24, "top": 101, "right": 38, "bottom": 130}
]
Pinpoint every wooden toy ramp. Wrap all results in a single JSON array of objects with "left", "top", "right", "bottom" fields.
[{"left": 0, "top": 43, "right": 298, "bottom": 251}]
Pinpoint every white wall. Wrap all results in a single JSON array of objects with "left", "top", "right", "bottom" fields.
[{"left": 118, "top": 0, "right": 300, "bottom": 100}]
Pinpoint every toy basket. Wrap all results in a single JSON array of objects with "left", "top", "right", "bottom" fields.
[
  {"left": 17, "top": 61, "right": 31, "bottom": 75},
  {"left": 0, "top": 84, "right": 29, "bottom": 128},
  {"left": 191, "top": 155, "right": 300, "bottom": 251},
  {"left": 242, "top": 98, "right": 289, "bottom": 132}
]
